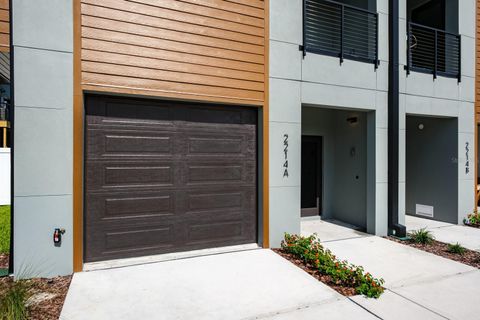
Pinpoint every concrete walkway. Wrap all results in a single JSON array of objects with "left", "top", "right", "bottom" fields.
[
  {"left": 406, "top": 215, "right": 480, "bottom": 252},
  {"left": 301, "top": 218, "right": 369, "bottom": 242},
  {"left": 61, "top": 219, "right": 480, "bottom": 319},
  {"left": 304, "top": 219, "right": 480, "bottom": 320},
  {"left": 60, "top": 249, "right": 377, "bottom": 320}
]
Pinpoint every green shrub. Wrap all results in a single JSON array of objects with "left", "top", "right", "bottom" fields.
[
  {"left": 447, "top": 243, "right": 466, "bottom": 255},
  {"left": 282, "top": 233, "right": 384, "bottom": 298},
  {"left": 463, "top": 213, "right": 480, "bottom": 226},
  {"left": 0, "top": 206, "right": 10, "bottom": 254},
  {"left": 409, "top": 228, "right": 435, "bottom": 245},
  {"left": 0, "top": 280, "right": 30, "bottom": 320}
]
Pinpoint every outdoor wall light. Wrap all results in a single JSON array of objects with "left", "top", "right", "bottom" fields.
[
  {"left": 347, "top": 116, "right": 358, "bottom": 126},
  {"left": 418, "top": 123, "right": 424, "bottom": 130}
]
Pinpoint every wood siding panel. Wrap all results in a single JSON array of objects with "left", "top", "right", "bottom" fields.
[
  {"left": 475, "top": 0, "right": 479, "bottom": 209},
  {"left": 477, "top": 1, "right": 480, "bottom": 120},
  {"left": 81, "top": 0, "right": 266, "bottom": 105},
  {"left": 0, "top": 0, "right": 8, "bottom": 53}
]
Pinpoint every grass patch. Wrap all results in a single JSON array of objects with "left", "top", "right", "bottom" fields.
[
  {"left": 0, "top": 280, "right": 30, "bottom": 320},
  {"left": 0, "top": 206, "right": 10, "bottom": 254}
]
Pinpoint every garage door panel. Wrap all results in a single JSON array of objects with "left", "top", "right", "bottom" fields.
[
  {"left": 85, "top": 95, "right": 257, "bottom": 262},
  {"left": 187, "top": 136, "right": 243, "bottom": 154},
  {"left": 86, "top": 191, "right": 176, "bottom": 221},
  {"left": 186, "top": 134, "right": 256, "bottom": 157},
  {"left": 187, "top": 221, "right": 245, "bottom": 243},
  {"left": 86, "top": 189, "right": 255, "bottom": 223},
  {"left": 86, "top": 160, "right": 177, "bottom": 190},
  {"left": 182, "top": 104, "right": 256, "bottom": 126},
  {"left": 86, "top": 96, "right": 176, "bottom": 127},
  {"left": 96, "top": 130, "right": 174, "bottom": 157},
  {"left": 186, "top": 191, "right": 245, "bottom": 213},
  {"left": 186, "top": 161, "right": 256, "bottom": 185},
  {"left": 86, "top": 224, "right": 177, "bottom": 262},
  {"left": 86, "top": 130, "right": 175, "bottom": 157}
]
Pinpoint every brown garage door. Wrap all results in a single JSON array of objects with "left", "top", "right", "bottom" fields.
[{"left": 84, "top": 95, "right": 257, "bottom": 262}]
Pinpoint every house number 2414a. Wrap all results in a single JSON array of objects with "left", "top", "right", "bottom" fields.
[
  {"left": 283, "top": 134, "right": 289, "bottom": 178},
  {"left": 465, "top": 142, "right": 470, "bottom": 174}
]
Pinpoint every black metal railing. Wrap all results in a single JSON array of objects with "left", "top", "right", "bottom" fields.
[
  {"left": 407, "top": 22, "right": 461, "bottom": 80},
  {"left": 0, "top": 97, "right": 8, "bottom": 122},
  {"left": 303, "top": 0, "right": 378, "bottom": 67}
]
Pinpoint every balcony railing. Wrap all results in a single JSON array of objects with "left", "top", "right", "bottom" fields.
[
  {"left": 406, "top": 22, "right": 461, "bottom": 81},
  {"left": 302, "top": 0, "right": 379, "bottom": 67}
]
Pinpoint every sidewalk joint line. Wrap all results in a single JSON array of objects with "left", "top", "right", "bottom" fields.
[
  {"left": 241, "top": 297, "right": 342, "bottom": 320},
  {"left": 321, "top": 235, "right": 374, "bottom": 243},
  {"left": 347, "top": 297, "right": 384, "bottom": 320},
  {"left": 388, "top": 290, "right": 451, "bottom": 320}
]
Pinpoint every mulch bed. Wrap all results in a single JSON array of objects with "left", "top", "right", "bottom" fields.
[
  {"left": 465, "top": 224, "right": 480, "bottom": 229},
  {"left": 388, "top": 237, "right": 480, "bottom": 269},
  {"left": 0, "top": 253, "right": 8, "bottom": 269},
  {"left": 273, "top": 249, "right": 357, "bottom": 296},
  {"left": 0, "top": 275, "right": 72, "bottom": 320}
]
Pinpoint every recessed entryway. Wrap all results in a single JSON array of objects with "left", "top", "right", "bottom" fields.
[
  {"left": 84, "top": 95, "right": 258, "bottom": 263},
  {"left": 406, "top": 115, "right": 458, "bottom": 224},
  {"left": 301, "top": 136, "right": 323, "bottom": 217},
  {"left": 301, "top": 106, "right": 375, "bottom": 231}
]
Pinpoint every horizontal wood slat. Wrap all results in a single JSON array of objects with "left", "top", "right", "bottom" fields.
[
  {"left": 128, "top": 0, "right": 264, "bottom": 27},
  {"left": 82, "top": 15, "right": 264, "bottom": 55},
  {"left": 82, "top": 0, "right": 263, "bottom": 36},
  {"left": 225, "top": 0, "right": 265, "bottom": 9},
  {"left": 82, "top": 61, "right": 264, "bottom": 91},
  {"left": 477, "top": 1, "right": 480, "bottom": 119},
  {"left": 81, "top": 0, "right": 266, "bottom": 105},
  {"left": 82, "top": 73, "right": 264, "bottom": 101},
  {"left": 82, "top": 50, "right": 264, "bottom": 82},
  {"left": 81, "top": 4, "right": 264, "bottom": 45},
  {"left": 0, "top": 0, "right": 8, "bottom": 53},
  {"left": 82, "top": 27, "right": 263, "bottom": 64},
  {"left": 82, "top": 39, "right": 264, "bottom": 73},
  {"left": 176, "top": 0, "right": 264, "bottom": 18}
]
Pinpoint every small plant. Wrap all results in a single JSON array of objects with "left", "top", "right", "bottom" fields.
[
  {"left": 409, "top": 228, "right": 434, "bottom": 245},
  {"left": 0, "top": 280, "right": 30, "bottom": 320},
  {"left": 463, "top": 213, "right": 480, "bottom": 227},
  {"left": 447, "top": 242, "right": 466, "bottom": 255},
  {"left": 281, "top": 233, "right": 384, "bottom": 298}
]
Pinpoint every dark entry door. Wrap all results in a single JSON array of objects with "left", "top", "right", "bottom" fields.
[
  {"left": 84, "top": 95, "right": 257, "bottom": 262},
  {"left": 301, "top": 136, "right": 322, "bottom": 217}
]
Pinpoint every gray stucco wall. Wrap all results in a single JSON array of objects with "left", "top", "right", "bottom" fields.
[
  {"left": 399, "top": 0, "right": 476, "bottom": 226},
  {"left": 269, "top": 0, "right": 389, "bottom": 246},
  {"left": 302, "top": 107, "right": 369, "bottom": 229},
  {"left": 406, "top": 116, "right": 458, "bottom": 224},
  {"left": 332, "top": 111, "right": 367, "bottom": 229},
  {"left": 13, "top": 0, "right": 73, "bottom": 278}
]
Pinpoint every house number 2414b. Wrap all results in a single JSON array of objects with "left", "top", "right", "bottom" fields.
[{"left": 283, "top": 134, "right": 289, "bottom": 178}]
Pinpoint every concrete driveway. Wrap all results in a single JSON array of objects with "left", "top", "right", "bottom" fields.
[
  {"left": 60, "top": 249, "right": 377, "bottom": 320},
  {"left": 304, "top": 219, "right": 480, "bottom": 320},
  {"left": 61, "top": 219, "right": 480, "bottom": 319}
]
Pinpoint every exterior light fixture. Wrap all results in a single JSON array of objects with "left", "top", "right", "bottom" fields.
[{"left": 347, "top": 116, "right": 358, "bottom": 126}]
